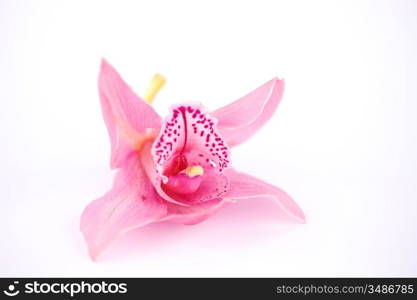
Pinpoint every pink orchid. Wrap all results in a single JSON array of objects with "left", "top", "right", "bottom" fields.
[{"left": 80, "top": 59, "right": 305, "bottom": 260}]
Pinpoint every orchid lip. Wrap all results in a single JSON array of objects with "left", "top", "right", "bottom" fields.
[
  {"left": 152, "top": 104, "right": 230, "bottom": 179},
  {"left": 163, "top": 164, "right": 204, "bottom": 195},
  {"left": 163, "top": 172, "right": 203, "bottom": 195}
]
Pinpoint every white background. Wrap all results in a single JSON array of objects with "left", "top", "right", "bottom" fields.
[{"left": 1, "top": 0, "right": 416, "bottom": 276}]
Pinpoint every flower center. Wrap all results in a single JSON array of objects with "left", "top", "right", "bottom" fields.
[
  {"left": 181, "top": 165, "right": 204, "bottom": 177},
  {"left": 163, "top": 160, "right": 204, "bottom": 195}
]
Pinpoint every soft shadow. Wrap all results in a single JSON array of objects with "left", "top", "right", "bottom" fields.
[{"left": 101, "top": 197, "right": 304, "bottom": 262}]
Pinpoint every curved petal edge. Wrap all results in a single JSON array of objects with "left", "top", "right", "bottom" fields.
[
  {"left": 212, "top": 78, "right": 284, "bottom": 147},
  {"left": 98, "top": 59, "right": 162, "bottom": 169},
  {"left": 224, "top": 168, "right": 306, "bottom": 223}
]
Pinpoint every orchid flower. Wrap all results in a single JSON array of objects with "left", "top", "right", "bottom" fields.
[{"left": 80, "top": 59, "right": 305, "bottom": 260}]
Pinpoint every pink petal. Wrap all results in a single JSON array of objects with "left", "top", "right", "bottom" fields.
[
  {"left": 212, "top": 78, "right": 284, "bottom": 147},
  {"left": 80, "top": 155, "right": 167, "bottom": 260},
  {"left": 161, "top": 198, "right": 227, "bottom": 225},
  {"left": 99, "top": 59, "right": 162, "bottom": 169},
  {"left": 224, "top": 168, "right": 305, "bottom": 223}
]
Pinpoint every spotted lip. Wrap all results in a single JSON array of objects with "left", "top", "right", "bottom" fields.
[{"left": 153, "top": 104, "right": 230, "bottom": 177}]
